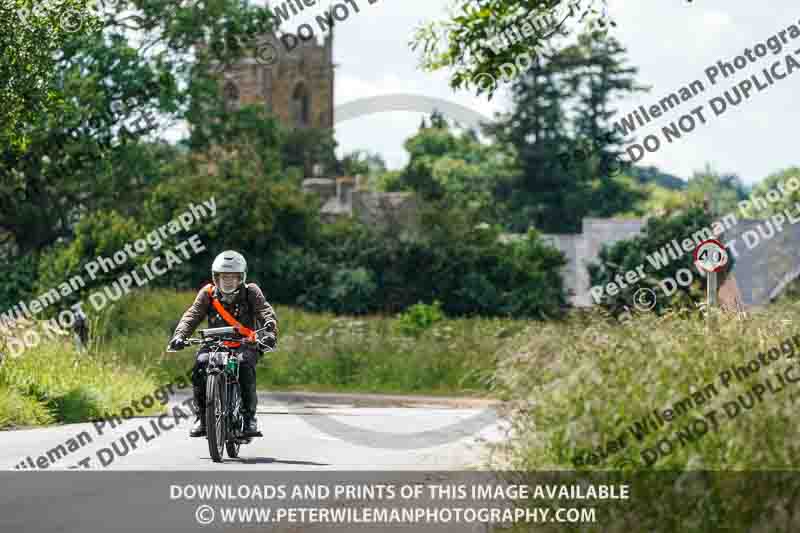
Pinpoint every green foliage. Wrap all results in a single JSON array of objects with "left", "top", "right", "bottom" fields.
[
  {"left": 1, "top": 0, "right": 278, "bottom": 254},
  {"left": 396, "top": 301, "right": 445, "bottom": 337},
  {"left": 627, "top": 165, "right": 688, "bottom": 191},
  {"left": 686, "top": 163, "right": 749, "bottom": 215},
  {"left": 338, "top": 150, "right": 387, "bottom": 186},
  {"left": 0, "top": 0, "right": 101, "bottom": 148},
  {"left": 266, "top": 204, "right": 567, "bottom": 318},
  {"left": 0, "top": 385, "right": 54, "bottom": 428},
  {"left": 388, "top": 115, "right": 515, "bottom": 221},
  {"left": 0, "top": 339, "right": 161, "bottom": 427},
  {"left": 588, "top": 206, "right": 718, "bottom": 315},
  {"left": 749, "top": 166, "right": 800, "bottom": 218},
  {"left": 491, "top": 302, "right": 800, "bottom": 477},
  {"left": 490, "top": 304, "right": 800, "bottom": 528},
  {"left": 328, "top": 268, "right": 378, "bottom": 315},
  {"left": 411, "top": 0, "right": 610, "bottom": 98},
  {"left": 67, "top": 288, "right": 516, "bottom": 395},
  {"left": 143, "top": 170, "right": 322, "bottom": 290},
  {"left": 36, "top": 210, "right": 148, "bottom": 300},
  {"left": 489, "top": 30, "right": 648, "bottom": 232},
  {"left": 0, "top": 252, "right": 38, "bottom": 310}
]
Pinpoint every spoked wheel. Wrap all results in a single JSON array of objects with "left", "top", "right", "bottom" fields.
[
  {"left": 225, "top": 383, "right": 241, "bottom": 459},
  {"left": 206, "top": 374, "right": 226, "bottom": 463}
]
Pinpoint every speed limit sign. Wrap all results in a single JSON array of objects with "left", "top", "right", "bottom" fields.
[{"left": 693, "top": 239, "right": 728, "bottom": 273}]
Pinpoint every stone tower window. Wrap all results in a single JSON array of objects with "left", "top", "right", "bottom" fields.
[
  {"left": 223, "top": 81, "right": 239, "bottom": 111},
  {"left": 291, "top": 82, "right": 310, "bottom": 127}
]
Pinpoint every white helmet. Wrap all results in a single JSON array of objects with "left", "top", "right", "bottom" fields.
[{"left": 212, "top": 251, "right": 247, "bottom": 297}]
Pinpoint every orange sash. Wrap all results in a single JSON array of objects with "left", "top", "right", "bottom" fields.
[{"left": 206, "top": 285, "right": 256, "bottom": 347}]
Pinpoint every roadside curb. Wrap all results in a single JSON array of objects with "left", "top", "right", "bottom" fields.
[{"left": 171, "top": 388, "right": 500, "bottom": 409}]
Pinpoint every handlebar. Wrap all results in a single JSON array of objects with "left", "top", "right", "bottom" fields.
[{"left": 165, "top": 330, "right": 277, "bottom": 353}]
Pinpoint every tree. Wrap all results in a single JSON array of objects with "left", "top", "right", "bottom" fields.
[
  {"left": 487, "top": 29, "right": 649, "bottom": 232},
  {"left": 338, "top": 150, "right": 387, "bottom": 188},
  {"left": 487, "top": 41, "right": 587, "bottom": 233},
  {"left": 386, "top": 113, "right": 515, "bottom": 221},
  {"left": 686, "top": 164, "right": 748, "bottom": 216},
  {"left": 411, "top": 0, "right": 612, "bottom": 98},
  {"left": 0, "top": 0, "right": 100, "bottom": 148},
  {"left": 0, "top": 0, "right": 278, "bottom": 255},
  {"left": 569, "top": 31, "right": 648, "bottom": 183},
  {"left": 748, "top": 167, "right": 800, "bottom": 217},
  {"left": 588, "top": 206, "right": 718, "bottom": 316}
]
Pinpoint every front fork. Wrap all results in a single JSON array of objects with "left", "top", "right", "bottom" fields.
[{"left": 225, "top": 355, "right": 243, "bottom": 435}]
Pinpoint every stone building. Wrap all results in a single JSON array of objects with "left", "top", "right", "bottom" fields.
[
  {"left": 302, "top": 175, "right": 420, "bottom": 234},
  {"left": 540, "top": 218, "right": 647, "bottom": 307},
  {"left": 213, "top": 32, "right": 335, "bottom": 132}
]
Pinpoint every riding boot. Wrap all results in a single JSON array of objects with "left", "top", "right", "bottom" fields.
[
  {"left": 189, "top": 385, "right": 206, "bottom": 438},
  {"left": 240, "top": 363, "right": 259, "bottom": 435}
]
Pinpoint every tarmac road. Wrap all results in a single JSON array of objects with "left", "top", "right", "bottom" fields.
[
  {"left": 0, "top": 391, "right": 503, "bottom": 471},
  {"left": 0, "top": 392, "right": 510, "bottom": 532}
]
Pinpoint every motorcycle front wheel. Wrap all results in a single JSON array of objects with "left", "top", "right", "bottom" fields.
[
  {"left": 225, "top": 382, "right": 241, "bottom": 459},
  {"left": 206, "top": 373, "right": 226, "bottom": 463}
]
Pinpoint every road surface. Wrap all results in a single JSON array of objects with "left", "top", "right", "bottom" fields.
[{"left": 1, "top": 391, "right": 503, "bottom": 471}]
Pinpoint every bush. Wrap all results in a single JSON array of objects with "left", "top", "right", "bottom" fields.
[
  {"left": 0, "top": 385, "right": 53, "bottom": 428},
  {"left": 36, "top": 210, "right": 151, "bottom": 310},
  {"left": 588, "top": 206, "right": 731, "bottom": 315},
  {"left": 328, "top": 268, "right": 378, "bottom": 315},
  {"left": 267, "top": 204, "right": 568, "bottom": 318},
  {"left": 396, "top": 301, "right": 444, "bottom": 337}
]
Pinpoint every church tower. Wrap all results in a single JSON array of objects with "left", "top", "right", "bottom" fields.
[{"left": 216, "top": 26, "right": 335, "bottom": 131}]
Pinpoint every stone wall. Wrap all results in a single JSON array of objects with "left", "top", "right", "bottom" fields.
[
  {"left": 302, "top": 177, "right": 419, "bottom": 232},
  {"left": 541, "top": 218, "right": 647, "bottom": 307}
]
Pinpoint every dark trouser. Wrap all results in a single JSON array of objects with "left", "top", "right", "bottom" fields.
[{"left": 191, "top": 346, "right": 261, "bottom": 418}]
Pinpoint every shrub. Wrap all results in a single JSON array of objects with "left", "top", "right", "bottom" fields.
[
  {"left": 396, "top": 301, "right": 444, "bottom": 337},
  {"left": 328, "top": 268, "right": 378, "bottom": 315},
  {"left": 0, "top": 385, "right": 53, "bottom": 428},
  {"left": 35, "top": 210, "right": 151, "bottom": 310},
  {"left": 588, "top": 206, "right": 732, "bottom": 316},
  {"left": 268, "top": 204, "right": 567, "bottom": 318}
]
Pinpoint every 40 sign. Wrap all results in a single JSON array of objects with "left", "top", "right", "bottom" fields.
[{"left": 694, "top": 239, "right": 729, "bottom": 273}]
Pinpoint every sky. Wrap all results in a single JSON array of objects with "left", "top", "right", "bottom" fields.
[
  {"left": 285, "top": 0, "right": 798, "bottom": 186},
  {"left": 163, "top": 1, "right": 800, "bottom": 186}
]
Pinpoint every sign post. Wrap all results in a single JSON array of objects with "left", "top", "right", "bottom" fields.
[{"left": 694, "top": 239, "right": 728, "bottom": 319}]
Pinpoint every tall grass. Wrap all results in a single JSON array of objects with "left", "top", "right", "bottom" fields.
[
  {"left": 99, "top": 289, "right": 521, "bottom": 395},
  {"left": 0, "top": 340, "right": 161, "bottom": 427},
  {"left": 490, "top": 303, "right": 800, "bottom": 531},
  {"left": 491, "top": 301, "right": 800, "bottom": 470}
]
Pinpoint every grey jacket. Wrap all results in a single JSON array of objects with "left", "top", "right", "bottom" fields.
[{"left": 173, "top": 283, "right": 278, "bottom": 343}]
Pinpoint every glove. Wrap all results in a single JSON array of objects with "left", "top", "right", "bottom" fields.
[
  {"left": 257, "top": 333, "right": 277, "bottom": 352},
  {"left": 168, "top": 336, "right": 186, "bottom": 351}
]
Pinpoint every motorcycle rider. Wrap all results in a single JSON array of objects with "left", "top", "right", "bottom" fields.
[{"left": 168, "top": 251, "right": 277, "bottom": 438}]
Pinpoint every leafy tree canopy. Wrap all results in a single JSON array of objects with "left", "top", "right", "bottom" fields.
[{"left": 411, "top": 0, "right": 612, "bottom": 98}]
